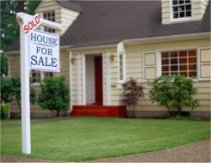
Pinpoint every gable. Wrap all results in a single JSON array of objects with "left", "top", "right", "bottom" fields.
[{"left": 35, "top": 0, "right": 80, "bottom": 35}]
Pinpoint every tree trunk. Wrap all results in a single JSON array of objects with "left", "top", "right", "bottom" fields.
[
  {"left": 132, "top": 105, "right": 136, "bottom": 118},
  {"left": 56, "top": 110, "right": 60, "bottom": 117},
  {"left": 17, "top": 100, "right": 21, "bottom": 110}
]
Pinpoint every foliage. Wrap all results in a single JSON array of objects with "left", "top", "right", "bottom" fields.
[
  {"left": 1, "top": 118, "right": 210, "bottom": 161},
  {"left": 1, "top": 103, "right": 9, "bottom": 119},
  {"left": 0, "top": 53, "right": 8, "bottom": 76},
  {"left": 0, "top": 76, "right": 13, "bottom": 103},
  {"left": 0, "top": 0, "right": 41, "bottom": 76},
  {"left": 25, "top": 0, "right": 41, "bottom": 15},
  {"left": 149, "top": 75, "right": 199, "bottom": 116},
  {"left": 38, "top": 76, "right": 69, "bottom": 117},
  {"left": 0, "top": 76, "right": 36, "bottom": 110},
  {"left": 122, "top": 78, "right": 144, "bottom": 116},
  {"left": 0, "top": 0, "right": 19, "bottom": 50}
]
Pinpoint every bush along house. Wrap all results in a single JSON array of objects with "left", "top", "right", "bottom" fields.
[{"left": 7, "top": 0, "right": 210, "bottom": 119}]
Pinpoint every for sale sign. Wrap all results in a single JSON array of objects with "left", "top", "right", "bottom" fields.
[{"left": 29, "top": 30, "right": 60, "bottom": 72}]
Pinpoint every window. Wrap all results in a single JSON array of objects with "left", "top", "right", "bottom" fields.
[
  {"left": 31, "top": 71, "right": 54, "bottom": 85},
  {"left": 31, "top": 70, "right": 41, "bottom": 83},
  {"left": 172, "top": 0, "right": 192, "bottom": 20},
  {"left": 119, "top": 52, "right": 126, "bottom": 82},
  {"left": 119, "top": 53, "right": 124, "bottom": 80},
  {"left": 161, "top": 50, "right": 197, "bottom": 77},
  {"left": 43, "top": 11, "right": 55, "bottom": 33},
  {"left": 44, "top": 72, "right": 54, "bottom": 79}
]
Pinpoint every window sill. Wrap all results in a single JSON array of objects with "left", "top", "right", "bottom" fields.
[
  {"left": 170, "top": 17, "right": 193, "bottom": 23},
  {"left": 31, "top": 83, "right": 41, "bottom": 87}
]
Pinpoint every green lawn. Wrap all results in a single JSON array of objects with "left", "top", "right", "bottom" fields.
[{"left": 1, "top": 117, "right": 210, "bottom": 161}]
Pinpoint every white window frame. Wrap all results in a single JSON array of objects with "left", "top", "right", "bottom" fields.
[
  {"left": 159, "top": 49, "right": 198, "bottom": 79},
  {"left": 170, "top": 0, "right": 193, "bottom": 22},
  {"left": 43, "top": 10, "right": 56, "bottom": 33},
  {"left": 31, "top": 71, "right": 54, "bottom": 86}
]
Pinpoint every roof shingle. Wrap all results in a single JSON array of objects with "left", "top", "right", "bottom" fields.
[{"left": 8, "top": 1, "right": 210, "bottom": 51}]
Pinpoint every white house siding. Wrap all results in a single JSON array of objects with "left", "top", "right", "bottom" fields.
[
  {"left": 60, "top": 8, "right": 79, "bottom": 35},
  {"left": 123, "top": 38, "right": 210, "bottom": 117}
]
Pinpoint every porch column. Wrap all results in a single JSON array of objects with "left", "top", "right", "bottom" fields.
[
  {"left": 103, "top": 51, "right": 111, "bottom": 105},
  {"left": 76, "top": 54, "right": 86, "bottom": 105}
]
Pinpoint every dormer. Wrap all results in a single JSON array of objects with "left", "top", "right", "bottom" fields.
[
  {"left": 35, "top": 0, "right": 81, "bottom": 34},
  {"left": 162, "top": 0, "right": 209, "bottom": 24}
]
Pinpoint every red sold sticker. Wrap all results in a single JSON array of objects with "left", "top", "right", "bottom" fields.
[{"left": 22, "top": 14, "right": 41, "bottom": 33}]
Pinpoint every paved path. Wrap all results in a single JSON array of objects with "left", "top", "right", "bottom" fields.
[
  {"left": 94, "top": 139, "right": 211, "bottom": 162},
  {"left": 1, "top": 139, "right": 210, "bottom": 162}
]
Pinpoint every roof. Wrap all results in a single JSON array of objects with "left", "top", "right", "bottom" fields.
[
  {"left": 56, "top": 0, "right": 82, "bottom": 12},
  {"left": 8, "top": 1, "right": 210, "bottom": 51}
]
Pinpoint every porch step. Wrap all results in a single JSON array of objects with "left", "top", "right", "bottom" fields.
[{"left": 71, "top": 105, "right": 127, "bottom": 117}]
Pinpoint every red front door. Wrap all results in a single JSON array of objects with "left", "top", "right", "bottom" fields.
[{"left": 94, "top": 56, "right": 103, "bottom": 105}]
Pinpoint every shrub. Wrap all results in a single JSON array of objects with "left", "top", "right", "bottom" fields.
[
  {"left": 0, "top": 76, "right": 36, "bottom": 110},
  {"left": 149, "top": 75, "right": 199, "bottom": 116},
  {"left": 122, "top": 78, "right": 144, "bottom": 117},
  {"left": 38, "top": 76, "right": 69, "bottom": 117},
  {"left": 1, "top": 103, "right": 9, "bottom": 119},
  {"left": 0, "top": 76, "right": 13, "bottom": 103}
]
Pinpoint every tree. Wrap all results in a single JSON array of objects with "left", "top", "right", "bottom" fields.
[
  {"left": 0, "top": 0, "right": 41, "bottom": 76},
  {"left": 122, "top": 78, "right": 144, "bottom": 117},
  {"left": 25, "top": 0, "right": 41, "bottom": 15},
  {"left": 38, "top": 76, "right": 69, "bottom": 117},
  {"left": 149, "top": 75, "right": 199, "bottom": 116}
]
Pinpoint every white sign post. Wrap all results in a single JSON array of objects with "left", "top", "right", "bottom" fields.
[{"left": 16, "top": 12, "right": 61, "bottom": 154}]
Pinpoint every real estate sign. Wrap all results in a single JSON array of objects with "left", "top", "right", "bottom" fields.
[
  {"left": 29, "top": 30, "right": 60, "bottom": 72},
  {"left": 17, "top": 12, "right": 62, "bottom": 155}
]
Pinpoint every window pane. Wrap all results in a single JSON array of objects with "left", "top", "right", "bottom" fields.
[
  {"left": 174, "top": 12, "right": 179, "bottom": 18},
  {"left": 171, "top": 58, "right": 178, "bottom": 64},
  {"left": 186, "top": 11, "right": 191, "bottom": 17},
  {"left": 162, "top": 66, "right": 169, "bottom": 71},
  {"left": 180, "top": 65, "right": 187, "bottom": 71},
  {"left": 162, "top": 52, "right": 169, "bottom": 58},
  {"left": 171, "top": 65, "right": 178, "bottom": 71},
  {"left": 179, "top": 6, "right": 185, "bottom": 12},
  {"left": 179, "top": 58, "right": 187, "bottom": 64},
  {"left": 180, "top": 72, "right": 187, "bottom": 77},
  {"left": 189, "top": 64, "right": 196, "bottom": 71},
  {"left": 179, "top": 12, "right": 185, "bottom": 18},
  {"left": 189, "top": 57, "right": 196, "bottom": 63},
  {"left": 170, "top": 52, "right": 178, "bottom": 58},
  {"left": 186, "top": 5, "right": 191, "bottom": 10},
  {"left": 162, "top": 59, "right": 169, "bottom": 65},
  {"left": 173, "top": 0, "right": 178, "bottom": 5},
  {"left": 179, "top": 0, "right": 185, "bottom": 4},
  {"left": 179, "top": 51, "right": 187, "bottom": 57},
  {"left": 188, "top": 50, "right": 196, "bottom": 57},
  {"left": 189, "top": 71, "right": 197, "bottom": 77},
  {"left": 173, "top": 7, "right": 178, "bottom": 12}
]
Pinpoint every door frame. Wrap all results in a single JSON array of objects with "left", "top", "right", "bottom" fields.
[{"left": 84, "top": 53, "right": 103, "bottom": 105}]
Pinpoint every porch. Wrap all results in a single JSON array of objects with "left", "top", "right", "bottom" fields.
[{"left": 71, "top": 105, "right": 127, "bottom": 117}]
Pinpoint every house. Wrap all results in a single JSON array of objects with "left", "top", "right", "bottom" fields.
[{"left": 7, "top": 0, "right": 211, "bottom": 119}]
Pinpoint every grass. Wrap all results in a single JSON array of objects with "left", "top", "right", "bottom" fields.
[{"left": 1, "top": 117, "right": 210, "bottom": 161}]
